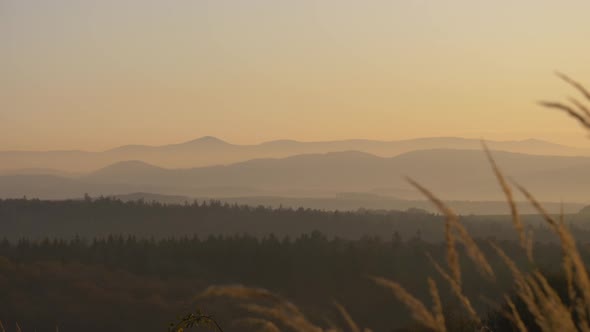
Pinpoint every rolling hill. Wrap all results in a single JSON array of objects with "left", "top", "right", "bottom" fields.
[
  {"left": 0, "top": 136, "right": 588, "bottom": 173},
  {"left": 1, "top": 149, "right": 589, "bottom": 203}
]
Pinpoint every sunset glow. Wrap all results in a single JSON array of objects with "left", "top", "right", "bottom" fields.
[{"left": 2, "top": 1, "right": 590, "bottom": 150}]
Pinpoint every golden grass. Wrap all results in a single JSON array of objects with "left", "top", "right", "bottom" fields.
[
  {"left": 198, "top": 74, "right": 590, "bottom": 332},
  {"left": 427, "top": 277, "right": 445, "bottom": 330},
  {"left": 556, "top": 72, "right": 590, "bottom": 102},
  {"left": 569, "top": 98, "right": 590, "bottom": 119},
  {"left": 515, "top": 182, "right": 590, "bottom": 320},
  {"left": 482, "top": 141, "right": 532, "bottom": 261},
  {"left": 369, "top": 276, "right": 442, "bottom": 332},
  {"left": 539, "top": 101, "right": 590, "bottom": 129},
  {"left": 539, "top": 72, "right": 590, "bottom": 129},
  {"left": 372, "top": 73, "right": 590, "bottom": 332},
  {"left": 426, "top": 253, "right": 479, "bottom": 324},
  {"left": 332, "top": 302, "right": 362, "bottom": 332},
  {"left": 200, "top": 284, "right": 325, "bottom": 332},
  {"left": 240, "top": 303, "right": 323, "bottom": 332},
  {"left": 503, "top": 295, "right": 527, "bottom": 332},
  {"left": 199, "top": 160, "right": 587, "bottom": 331},
  {"left": 407, "top": 178, "right": 497, "bottom": 285},
  {"left": 405, "top": 178, "right": 462, "bottom": 286},
  {"left": 200, "top": 284, "right": 286, "bottom": 304},
  {"left": 407, "top": 177, "right": 497, "bottom": 304},
  {"left": 234, "top": 318, "right": 282, "bottom": 332}
]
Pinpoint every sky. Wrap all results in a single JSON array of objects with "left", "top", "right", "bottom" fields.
[{"left": 1, "top": 0, "right": 590, "bottom": 151}]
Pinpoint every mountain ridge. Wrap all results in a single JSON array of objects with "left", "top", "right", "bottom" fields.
[
  {"left": 1, "top": 136, "right": 588, "bottom": 173},
  {"left": 2, "top": 148, "right": 589, "bottom": 203},
  {"left": 0, "top": 136, "right": 580, "bottom": 153}
]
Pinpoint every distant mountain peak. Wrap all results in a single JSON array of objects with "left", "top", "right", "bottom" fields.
[{"left": 185, "top": 136, "right": 228, "bottom": 145}]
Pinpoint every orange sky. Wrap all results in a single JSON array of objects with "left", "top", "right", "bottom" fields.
[{"left": 1, "top": 1, "right": 590, "bottom": 151}]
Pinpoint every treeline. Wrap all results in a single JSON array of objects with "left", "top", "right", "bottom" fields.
[
  {"left": 0, "top": 234, "right": 580, "bottom": 331},
  {"left": 0, "top": 197, "right": 589, "bottom": 242},
  {"left": 1, "top": 198, "right": 589, "bottom": 330}
]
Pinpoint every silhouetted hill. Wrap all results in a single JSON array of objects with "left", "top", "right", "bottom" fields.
[
  {"left": 1, "top": 149, "right": 590, "bottom": 203},
  {"left": 1, "top": 136, "right": 588, "bottom": 172},
  {"left": 88, "top": 160, "right": 169, "bottom": 183}
]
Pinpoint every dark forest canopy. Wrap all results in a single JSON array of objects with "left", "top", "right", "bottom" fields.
[
  {"left": 0, "top": 197, "right": 589, "bottom": 243},
  {"left": 0, "top": 198, "right": 589, "bottom": 331},
  {"left": 0, "top": 234, "right": 577, "bottom": 332}
]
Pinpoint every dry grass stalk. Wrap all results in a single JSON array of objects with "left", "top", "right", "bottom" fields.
[
  {"left": 515, "top": 183, "right": 590, "bottom": 320},
  {"left": 333, "top": 301, "right": 361, "bottom": 332},
  {"left": 200, "top": 284, "right": 308, "bottom": 320},
  {"left": 533, "top": 271, "right": 576, "bottom": 329},
  {"left": 538, "top": 101, "right": 590, "bottom": 129},
  {"left": 569, "top": 98, "right": 590, "bottom": 119},
  {"left": 503, "top": 295, "right": 528, "bottom": 332},
  {"left": 202, "top": 284, "right": 351, "bottom": 332},
  {"left": 241, "top": 303, "right": 323, "bottom": 332},
  {"left": 427, "top": 277, "right": 446, "bottom": 331},
  {"left": 489, "top": 242, "right": 550, "bottom": 330},
  {"left": 556, "top": 72, "right": 590, "bottom": 102},
  {"left": 452, "top": 220, "right": 496, "bottom": 280},
  {"left": 426, "top": 254, "right": 480, "bottom": 325},
  {"left": 382, "top": 74, "right": 590, "bottom": 332},
  {"left": 488, "top": 243, "right": 527, "bottom": 290},
  {"left": 200, "top": 284, "right": 380, "bottom": 331},
  {"left": 490, "top": 240, "right": 576, "bottom": 332},
  {"left": 527, "top": 272, "right": 577, "bottom": 332},
  {"left": 486, "top": 180, "right": 590, "bottom": 331},
  {"left": 407, "top": 178, "right": 496, "bottom": 282},
  {"left": 539, "top": 73, "right": 590, "bottom": 129},
  {"left": 369, "top": 276, "right": 441, "bottom": 331},
  {"left": 405, "top": 177, "right": 461, "bottom": 286},
  {"left": 444, "top": 218, "right": 461, "bottom": 287},
  {"left": 199, "top": 78, "right": 590, "bottom": 332},
  {"left": 234, "top": 318, "right": 282, "bottom": 332},
  {"left": 481, "top": 141, "right": 530, "bottom": 261},
  {"left": 564, "top": 255, "right": 576, "bottom": 311},
  {"left": 200, "top": 284, "right": 284, "bottom": 303},
  {"left": 537, "top": 73, "right": 590, "bottom": 329},
  {"left": 566, "top": 253, "right": 590, "bottom": 331},
  {"left": 514, "top": 183, "right": 562, "bottom": 236}
]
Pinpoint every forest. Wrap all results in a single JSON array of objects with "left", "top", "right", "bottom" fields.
[
  {"left": 0, "top": 198, "right": 588, "bottom": 331},
  {"left": 1, "top": 197, "right": 589, "bottom": 242},
  {"left": 0, "top": 231, "right": 579, "bottom": 331}
]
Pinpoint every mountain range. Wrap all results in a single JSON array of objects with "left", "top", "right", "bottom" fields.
[
  {"left": 1, "top": 136, "right": 588, "bottom": 173},
  {"left": 1, "top": 148, "right": 589, "bottom": 203}
]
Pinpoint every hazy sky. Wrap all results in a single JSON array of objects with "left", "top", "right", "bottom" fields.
[{"left": 1, "top": 0, "right": 590, "bottom": 151}]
